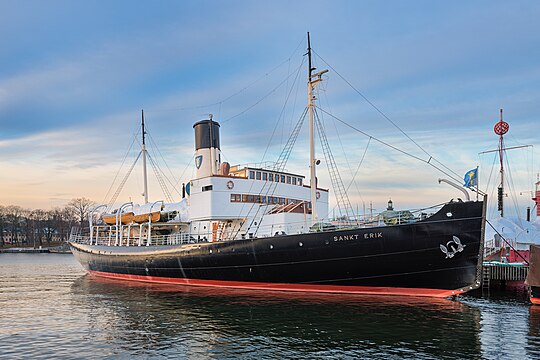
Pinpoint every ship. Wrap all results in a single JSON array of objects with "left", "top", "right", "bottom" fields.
[
  {"left": 69, "top": 35, "right": 487, "bottom": 298},
  {"left": 527, "top": 245, "right": 540, "bottom": 305}
]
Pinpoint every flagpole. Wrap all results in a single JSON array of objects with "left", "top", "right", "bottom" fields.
[{"left": 476, "top": 166, "right": 479, "bottom": 201}]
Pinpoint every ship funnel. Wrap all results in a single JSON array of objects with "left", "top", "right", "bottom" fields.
[{"left": 193, "top": 119, "right": 221, "bottom": 179}]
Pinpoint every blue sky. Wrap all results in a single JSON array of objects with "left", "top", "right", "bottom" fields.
[{"left": 1, "top": 0, "right": 539, "bottom": 220}]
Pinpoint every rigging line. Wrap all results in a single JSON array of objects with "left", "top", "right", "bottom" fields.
[
  {"left": 147, "top": 153, "right": 181, "bottom": 200},
  {"left": 484, "top": 151, "right": 499, "bottom": 219},
  {"left": 107, "top": 151, "right": 142, "bottom": 211},
  {"left": 260, "top": 56, "right": 306, "bottom": 163},
  {"left": 174, "top": 153, "right": 196, "bottom": 190},
  {"left": 314, "top": 109, "right": 355, "bottom": 221},
  {"left": 313, "top": 50, "right": 461, "bottom": 180},
  {"left": 241, "top": 111, "right": 308, "bottom": 237},
  {"left": 216, "top": 35, "right": 305, "bottom": 111},
  {"left": 345, "top": 137, "right": 372, "bottom": 193},
  {"left": 102, "top": 130, "right": 140, "bottom": 205},
  {"left": 135, "top": 131, "right": 181, "bottom": 196},
  {"left": 146, "top": 131, "right": 179, "bottom": 193},
  {"left": 319, "top": 83, "right": 365, "bottom": 204},
  {"left": 503, "top": 150, "right": 523, "bottom": 220},
  {"left": 146, "top": 38, "right": 306, "bottom": 115},
  {"left": 221, "top": 61, "right": 305, "bottom": 124},
  {"left": 147, "top": 154, "right": 177, "bottom": 202},
  {"left": 486, "top": 220, "right": 529, "bottom": 265},
  {"left": 316, "top": 106, "right": 467, "bottom": 186},
  {"left": 146, "top": 58, "right": 292, "bottom": 114}
]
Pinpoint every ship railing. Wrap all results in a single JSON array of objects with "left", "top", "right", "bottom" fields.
[
  {"left": 484, "top": 237, "right": 503, "bottom": 258},
  {"left": 69, "top": 231, "right": 210, "bottom": 247}
]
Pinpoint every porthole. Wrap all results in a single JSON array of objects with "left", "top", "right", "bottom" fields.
[
  {"left": 299, "top": 242, "right": 303, "bottom": 247},
  {"left": 446, "top": 212, "right": 453, "bottom": 218},
  {"left": 270, "top": 245, "right": 274, "bottom": 249}
]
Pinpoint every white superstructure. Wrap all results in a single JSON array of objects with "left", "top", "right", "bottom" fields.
[{"left": 187, "top": 120, "right": 328, "bottom": 241}]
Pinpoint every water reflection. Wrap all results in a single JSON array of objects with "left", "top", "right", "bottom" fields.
[
  {"left": 529, "top": 306, "right": 540, "bottom": 357},
  {"left": 71, "top": 275, "right": 483, "bottom": 359},
  {"left": 2, "top": 254, "right": 536, "bottom": 359}
]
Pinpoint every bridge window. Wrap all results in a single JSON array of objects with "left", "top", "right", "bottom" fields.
[
  {"left": 249, "top": 171, "right": 255, "bottom": 179},
  {"left": 269, "top": 173, "right": 274, "bottom": 181}
]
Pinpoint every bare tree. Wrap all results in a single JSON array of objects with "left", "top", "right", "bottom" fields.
[
  {"left": 4, "top": 205, "right": 24, "bottom": 246},
  {"left": 52, "top": 207, "right": 75, "bottom": 242},
  {"left": 0, "top": 205, "right": 5, "bottom": 246},
  {"left": 67, "top": 198, "right": 96, "bottom": 227}
]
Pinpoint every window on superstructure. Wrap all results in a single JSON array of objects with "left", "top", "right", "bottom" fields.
[
  {"left": 249, "top": 171, "right": 255, "bottom": 179},
  {"left": 269, "top": 173, "right": 274, "bottom": 181},
  {"left": 248, "top": 195, "right": 255, "bottom": 202},
  {"left": 292, "top": 177, "right": 297, "bottom": 185},
  {"left": 286, "top": 176, "right": 291, "bottom": 184},
  {"left": 278, "top": 197, "right": 285, "bottom": 205},
  {"left": 262, "top": 196, "right": 267, "bottom": 203},
  {"left": 280, "top": 175, "right": 285, "bottom": 183},
  {"left": 262, "top": 172, "right": 267, "bottom": 181},
  {"left": 298, "top": 178, "right": 303, "bottom": 186},
  {"left": 242, "top": 194, "right": 249, "bottom": 202},
  {"left": 202, "top": 185, "right": 213, "bottom": 192},
  {"left": 256, "top": 171, "right": 261, "bottom": 180}
]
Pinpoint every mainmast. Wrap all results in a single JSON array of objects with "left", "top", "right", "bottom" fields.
[
  {"left": 496, "top": 109, "right": 507, "bottom": 216},
  {"left": 141, "top": 109, "right": 149, "bottom": 204},
  {"left": 306, "top": 32, "right": 328, "bottom": 225}
]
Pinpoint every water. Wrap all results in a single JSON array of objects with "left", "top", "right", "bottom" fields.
[{"left": 1, "top": 254, "right": 539, "bottom": 359}]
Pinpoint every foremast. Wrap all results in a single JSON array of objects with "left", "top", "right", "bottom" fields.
[
  {"left": 141, "top": 109, "right": 149, "bottom": 204},
  {"left": 307, "top": 32, "right": 328, "bottom": 225}
]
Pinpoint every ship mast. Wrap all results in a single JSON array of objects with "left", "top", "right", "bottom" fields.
[
  {"left": 141, "top": 109, "right": 149, "bottom": 204},
  {"left": 480, "top": 109, "right": 531, "bottom": 217},
  {"left": 307, "top": 32, "right": 328, "bottom": 225},
  {"left": 496, "top": 109, "right": 507, "bottom": 217}
]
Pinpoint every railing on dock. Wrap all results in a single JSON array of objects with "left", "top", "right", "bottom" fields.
[{"left": 482, "top": 261, "right": 529, "bottom": 282}]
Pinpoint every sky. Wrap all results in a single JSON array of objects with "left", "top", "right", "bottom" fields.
[{"left": 1, "top": 0, "right": 539, "bottom": 220}]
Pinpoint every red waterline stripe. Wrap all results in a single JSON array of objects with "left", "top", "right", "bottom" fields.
[
  {"left": 88, "top": 270, "right": 464, "bottom": 298},
  {"left": 531, "top": 297, "right": 540, "bottom": 305}
]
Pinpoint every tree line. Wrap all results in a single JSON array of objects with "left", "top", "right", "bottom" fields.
[{"left": 0, "top": 198, "right": 95, "bottom": 248}]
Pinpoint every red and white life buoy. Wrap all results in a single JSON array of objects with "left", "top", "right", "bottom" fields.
[{"left": 227, "top": 180, "right": 234, "bottom": 190}]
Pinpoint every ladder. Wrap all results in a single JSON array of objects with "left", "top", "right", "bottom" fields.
[{"left": 482, "top": 265, "right": 491, "bottom": 294}]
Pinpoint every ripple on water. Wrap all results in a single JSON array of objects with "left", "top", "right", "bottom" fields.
[{"left": 1, "top": 253, "right": 539, "bottom": 359}]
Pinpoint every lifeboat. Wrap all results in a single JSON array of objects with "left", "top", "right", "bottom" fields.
[
  {"left": 132, "top": 211, "right": 162, "bottom": 223},
  {"left": 101, "top": 212, "right": 134, "bottom": 225}
]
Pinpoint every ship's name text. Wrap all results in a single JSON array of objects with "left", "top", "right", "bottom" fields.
[{"left": 333, "top": 232, "right": 383, "bottom": 242}]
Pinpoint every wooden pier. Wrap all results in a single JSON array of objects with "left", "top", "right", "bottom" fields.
[{"left": 482, "top": 261, "right": 528, "bottom": 292}]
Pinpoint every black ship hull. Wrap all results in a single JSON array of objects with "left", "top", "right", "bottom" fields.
[{"left": 70, "top": 200, "right": 485, "bottom": 297}]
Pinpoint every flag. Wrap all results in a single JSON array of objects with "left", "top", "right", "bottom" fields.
[{"left": 463, "top": 168, "right": 478, "bottom": 188}]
